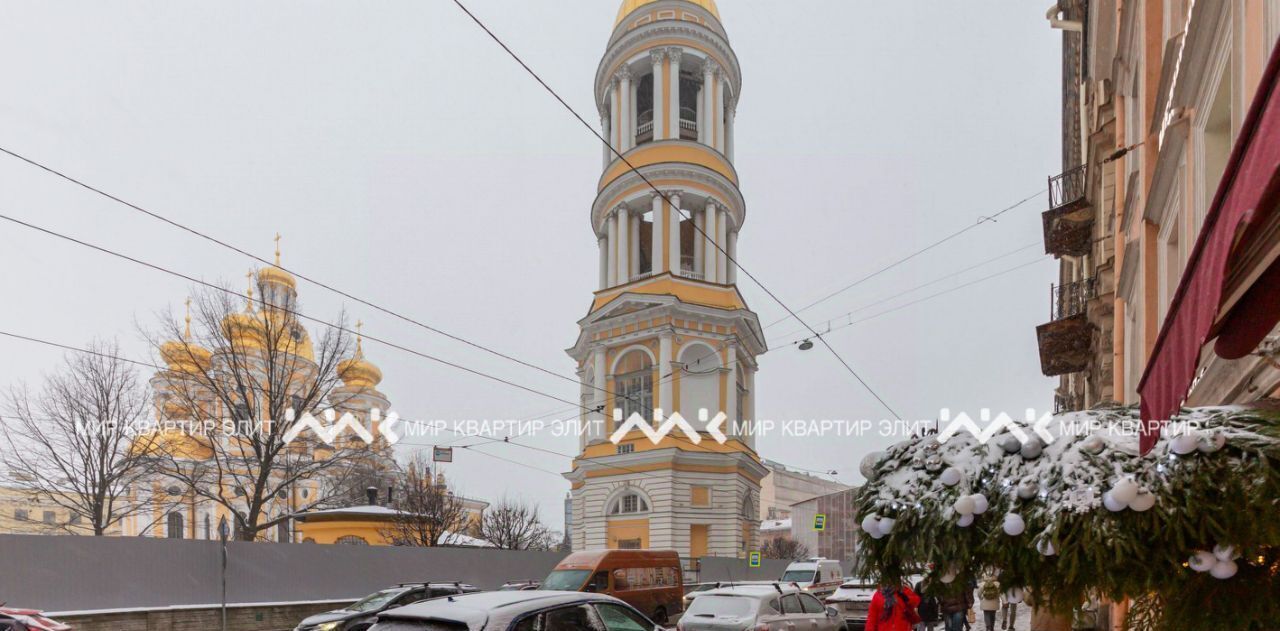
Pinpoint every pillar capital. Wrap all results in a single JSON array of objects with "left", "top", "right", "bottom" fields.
[
  {"left": 666, "top": 47, "right": 683, "bottom": 64},
  {"left": 649, "top": 49, "right": 666, "bottom": 65},
  {"left": 702, "top": 58, "right": 720, "bottom": 77},
  {"left": 616, "top": 65, "right": 633, "bottom": 82}
]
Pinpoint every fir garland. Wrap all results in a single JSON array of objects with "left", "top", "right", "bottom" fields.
[{"left": 852, "top": 406, "right": 1280, "bottom": 631}]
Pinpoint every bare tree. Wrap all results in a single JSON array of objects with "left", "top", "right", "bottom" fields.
[
  {"left": 380, "top": 457, "right": 470, "bottom": 547},
  {"left": 147, "top": 284, "right": 386, "bottom": 541},
  {"left": 1, "top": 340, "right": 159, "bottom": 535},
  {"left": 760, "top": 536, "right": 810, "bottom": 560},
  {"left": 477, "top": 496, "right": 556, "bottom": 550}
]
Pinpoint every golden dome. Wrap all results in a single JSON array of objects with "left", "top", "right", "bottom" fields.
[
  {"left": 160, "top": 340, "right": 212, "bottom": 374},
  {"left": 616, "top": 0, "right": 719, "bottom": 27},
  {"left": 258, "top": 265, "right": 297, "bottom": 290},
  {"left": 221, "top": 309, "right": 267, "bottom": 350},
  {"left": 338, "top": 324, "right": 382, "bottom": 389}
]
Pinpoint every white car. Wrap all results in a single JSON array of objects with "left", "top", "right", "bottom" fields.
[
  {"left": 779, "top": 558, "right": 844, "bottom": 598},
  {"left": 822, "top": 580, "right": 878, "bottom": 630},
  {"left": 369, "top": 590, "right": 661, "bottom": 631}
]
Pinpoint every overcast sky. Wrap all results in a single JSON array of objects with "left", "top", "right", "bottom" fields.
[{"left": 0, "top": 1, "right": 1062, "bottom": 532}]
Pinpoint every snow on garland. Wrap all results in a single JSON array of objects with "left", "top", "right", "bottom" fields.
[{"left": 853, "top": 406, "right": 1280, "bottom": 630}]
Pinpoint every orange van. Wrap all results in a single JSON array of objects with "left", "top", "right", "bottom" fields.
[{"left": 541, "top": 549, "right": 683, "bottom": 625}]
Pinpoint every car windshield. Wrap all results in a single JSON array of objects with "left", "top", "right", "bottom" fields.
[
  {"left": 781, "top": 570, "right": 816, "bottom": 583},
  {"left": 348, "top": 588, "right": 406, "bottom": 612},
  {"left": 686, "top": 595, "right": 756, "bottom": 618},
  {"left": 688, "top": 584, "right": 716, "bottom": 593},
  {"left": 542, "top": 569, "right": 592, "bottom": 591}
]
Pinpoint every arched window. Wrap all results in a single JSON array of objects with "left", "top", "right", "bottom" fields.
[
  {"left": 166, "top": 511, "right": 184, "bottom": 539},
  {"left": 202, "top": 514, "right": 211, "bottom": 540},
  {"left": 614, "top": 350, "right": 654, "bottom": 423},
  {"left": 276, "top": 520, "right": 290, "bottom": 543},
  {"left": 608, "top": 491, "right": 650, "bottom": 516},
  {"left": 335, "top": 535, "right": 369, "bottom": 545}
]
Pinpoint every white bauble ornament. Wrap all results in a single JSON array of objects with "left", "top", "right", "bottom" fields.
[
  {"left": 1111, "top": 479, "right": 1140, "bottom": 505},
  {"left": 1213, "top": 544, "right": 1239, "bottom": 561},
  {"left": 1036, "top": 538, "right": 1057, "bottom": 556},
  {"left": 1199, "top": 432, "right": 1227, "bottom": 453},
  {"left": 878, "top": 517, "right": 896, "bottom": 535},
  {"left": 1020, "top": 439, "right": 1043, "bottom": 459},
  {"left": 1129, "top": 491, "right": 1156, "bottom": 512},
  {"left": 1004, "top": 588, "right": 1024, "bottom": 604},
  {"left": 1102, "top": 490, "right": 1127, "bottom": 512},
  {"left": 1189, "top": 550, "right": 1216, "bottom": 572},
  {"left": 1002, "top": 513, "right": 1026, "bottom": 536},
  {"left": 860, "top": 451, "right": 884, "bottom": 479},
  {"left": 940, "top": 467, "right": 963, "bottom": 487},
  {"left": 954, "top": 495, "right": 976, "bottom": 516},
  {"left": 970, "top": 494, "right": 989, "bottom": 515},
  {"left": 957, "top": 513, "right": 975, "bottom": 528},
  {"left": 1080, "top": 435, "right": 1105, "bottom": 454},
  {"left": 1171, "top": 433, "right": 1199, "bottom": 455},
  {"left": 1210, "top": 559, "right": 1238, "bottom": 579},
  {"left": 868, "top": 526, "right": 885, "bottom": 540},
  {"left": 925, "top": 456, "right": 944, "bottom": 472},
  {"left": 860, "top": 514, "right": 880, "bottom": 536},
  {"left": 1000, "top": 435, "right": 1022, "bottom": 454},
  {"left": 1016, "top": 480, "right": 1039, "bottom": 500}
]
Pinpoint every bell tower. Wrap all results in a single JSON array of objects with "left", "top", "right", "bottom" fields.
[{"left": 564, "top": 0, "right": 767, "bottom": 561}]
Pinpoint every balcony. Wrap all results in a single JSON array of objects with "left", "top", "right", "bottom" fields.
[
  {"left": 636, "top": 110, "right": 654, "bottom": 145},
  {"left": 677, "top": 255, "right": 703, "bottom": 280},
  {"left": 1035, "top": 278, "right": 1098, "bottom": 376},
  {"left": 679, "top": 107, "right": 698, "bottom": 141},
  {"left": 1042, "top": 165, "right": 1093, "bottom": 257}
]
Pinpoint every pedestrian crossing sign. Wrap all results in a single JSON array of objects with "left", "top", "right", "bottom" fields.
[
  {"left": 814, "top": 514, "right": 826, "bottom": 531},
  {"left": 749, "top": 551, "right": 761, "bottom": 567}
]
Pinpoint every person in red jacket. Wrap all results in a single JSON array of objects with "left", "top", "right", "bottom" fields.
[{"left": 864, "top": 583, "right": 921, "bottom": 631}]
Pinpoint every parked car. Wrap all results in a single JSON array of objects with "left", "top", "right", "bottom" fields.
[
  {"left": 681, "top": 582, "right": 768, "bottom": 610},
  {"left": 541, "top": 549, "right": 683, "bottom": 625},
  {"left": 500, "top": 580, "right": 542, "bottom": 591},
  {"left": 779, "top": 558, "right": 844, "bottom": 598},
  {"left": 295, "top": 582, "right": 479, "bottom": 631},
  {"left": 0, "top": 606, "right": 72, "bottom": 631},
  {"left": 676, "top": 584, "right": 842, "bottom": 631},
  {"left": 822, "top": 579, "right": 877, "bottom": 630},
  {"left": 370, "top": 589, "right": 660, "bottom": 631}
]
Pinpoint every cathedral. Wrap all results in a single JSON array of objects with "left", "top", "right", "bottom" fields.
[
  {"left": 121, "top": 244, "right": 396, "bottom": 542},
  {"left": 563, "top": 0, "right": 768, "bottom": 558}
]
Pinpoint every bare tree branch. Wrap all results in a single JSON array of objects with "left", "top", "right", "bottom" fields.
[
  {"left": 477, "top": 496, "right": 556, "bottom": 550},
  {"left": 379, "top": 457, "right": 471, "bottom": 547}
]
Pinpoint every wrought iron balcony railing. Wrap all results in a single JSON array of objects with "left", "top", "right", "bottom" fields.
[
  {"left": 1048, "top": 164, "right": 1088, "bottom": 212},
  {"left": 1051, "top": 277, "right": 1097, "bottom": 321}
]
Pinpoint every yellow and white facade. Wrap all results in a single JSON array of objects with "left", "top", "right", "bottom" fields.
[{"left": 565, "top": 0, "right": 767, "bottom": 559}]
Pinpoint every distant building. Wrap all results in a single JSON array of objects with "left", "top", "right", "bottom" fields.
[
  {"left": 758, "top": 460, "right": 851, "bottom": 521},
  {"left": 759, "top": 517, "right": 791, "bottom": 546},
  {"left": 0, "top": 485, "right": 104, "bottom": 536},
  {"left": 293, "top": 490, "right": 488, "bottom": 546},
  {"left": 789, "top": 488, "right": 859, "bottom": 564}
]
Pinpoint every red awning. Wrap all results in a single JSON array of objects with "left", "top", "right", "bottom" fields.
[{"left": 1137, "top": 42, "right": 1280, "bottom": 453}]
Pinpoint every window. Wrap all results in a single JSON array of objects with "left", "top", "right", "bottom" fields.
[
  {"left": 203, "top": 514, "right": 211, "bottom": 540},
  {"left": 166, "top": 512, "right": 184, "bottom": 539},
  {"left": 594, "top": 603, "right": 652, "bottom": 631},
  {"left": 780, "top": 594, "right": 802, "bottom": 615},
  {"left": 686, "top": 595, "right": 755, "bottom": 618},
  {"left": 617, "top": 538, "right": 643, "bottom": 550},
  {"left": 42, "top": 511, "right": 56, "bottom": 525},
  {"left": 336, "top": 535, "right": 369, "bottom": 545},
  {"left": 614, "top": 350, "right": 654, "bottom": 423},
  {"left": 276, "top": 521, "right": 290, "bottom": 543},
  {"left": 543, "top": 605, "right": 599, "bottom": 631},
  {"left": 586, "top": 571, "right": 610, "bottom": 593},
  {"left": 799, "top": 594, "right": 826, "bottom": 614},
  {"left": 609, "top": 491, "right": 649, "bottom": 515},
  {"left": 69, "top": 513, "right": 82, "bottom": 526},
  {"left": 690, "top": 486, "right": 710, "bottom": 507},
  {"left": 14, "top": 509, "right": 27, "bottom": 521},
  {"left": 616, "top": 443, "right": 635, "bottom": 455}
]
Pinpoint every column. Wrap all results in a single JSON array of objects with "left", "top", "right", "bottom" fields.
[
  {"left": 725, "top": 100, "right": 736, "bottom": 161},
  {"left": 592, "top": 348, "right": 607, "bottom": 443},
  {"left": 618, "top": 67, "right": 633, "bottom": 152},
  {"left": 602, "top": 109, "right": 612, "bottom": 167},
  {"left": 693, "top": 206, "right": 705, "bottom": 276},
  {"left": 650, "top": 49, "right": 665, "bottom": 141},
  {"left": 650, "top": 192, "right": 665, "bottom": 274},
  {"left": 606, "top": 212, "right": 618, "bottom": 287},
  {"left": 630, "top": 212, "right": 641, "bottom": 277},
  {"left": 725, "top": 343, "right": 739, "bottom": 427},
  {"left": 658, "top": 334, "right": 673, "bottom": 416},
  {"left": 743, "top": 366, "right": 755, "bottom": 449},
  {"left": 610, "top": 79, "right": 621, "bottom": 151},
  {"left": 702, "top": 201, "right": 718, "bottom": 281},
  {"left": 667, "top": 190, "right": 682, "bottom": 275},
  {"left": 695, "top": 85, "right": 705, "bottom": 144},
  {"left": 713, "top": 70, "right": 726, "bottom": 153},
  {"left": 702, "top": 60, "right": 718, "bottom": 148},
  {"left": 598, "top": 236, "right": 608, "bottom": 289},
  {"left": 616, "top": 206, "right": 630, "bottom": 282},
  {"left": 726, "top": 230, "right": 738, "bottom": 285},
  {"left": 716, "top": 204, "right": 729, "bottom": 283},
  {"left": 668, "top": 48, "right": 682, "bottom": 139}
]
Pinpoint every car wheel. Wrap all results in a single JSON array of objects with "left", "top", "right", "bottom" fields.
[{"left": 652, "top": 607, "right": 668, "bottom": 626}]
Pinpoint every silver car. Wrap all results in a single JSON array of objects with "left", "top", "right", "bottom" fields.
[
  {"left": 369, "top": 590, "right": 662, "bottom": 631},
  {"left": 676, "top": 584, "right": 843, "bottom": 631}
]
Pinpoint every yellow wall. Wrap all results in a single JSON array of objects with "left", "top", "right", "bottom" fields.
[
  {"left": 607, "top": 518, "right": 650, "bottom": 549},
  {"left": 690, "top": 524, "right": 709, "bottom": 557},
  {"left": 296, "top": 519, "right": 393, "bottom": 545}
]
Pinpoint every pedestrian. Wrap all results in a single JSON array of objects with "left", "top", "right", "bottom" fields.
[
  {"left": 938, "top": 587, "right": 971, "bottom": 631},
  {"left": 913, "top": 578, "right": 942, "bottom": 631},
  {"left": 1000, "top": 594, "right": 1017, "bottom": 631},
  {"left": 978, "top": 577, "right": 1001, "bottom": 631},
  {"left": 864, "top": 581, "right": 921, "bottom": 631},
  {"left": 963, "top": 578, "right": 977, "bottom": 631}
]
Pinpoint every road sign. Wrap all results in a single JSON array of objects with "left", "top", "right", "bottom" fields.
[
  {"left": 749, "top": 551, "right": 761, "bottom": 567},
  {"left": 433, "top": 446, "right": 453, "bottom": 463},
  {"left": 813, "top": 513, "right": 826, "bottom": 531}
]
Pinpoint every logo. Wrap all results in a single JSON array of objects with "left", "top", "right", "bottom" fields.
[
  {"left": 935, "top": 408, "right": 1054, "bottom": 445},
  {"left": 282, "top": 408, "right": 402, "bottom": 446},
  {"left": 609, "top": 409, "right": 728, "bottom": 446}
]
